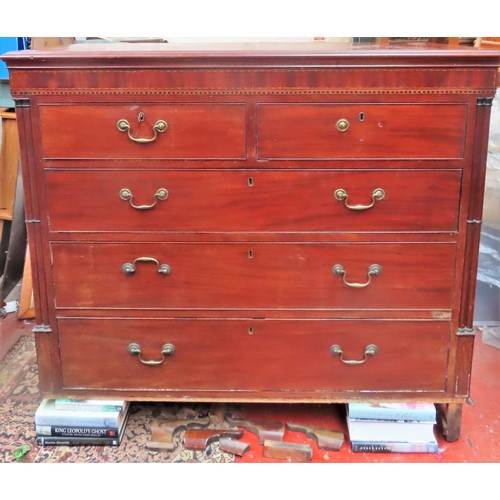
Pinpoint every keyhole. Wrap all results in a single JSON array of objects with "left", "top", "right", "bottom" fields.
[
  {"left": 248, "top": 177, "right": 254, "bottom": 187},
  {"left": 359, "top": 112, "right": 365, "bottom": 122},
  {"left": 248, "top": 249, "right": 254, "bottom": 259},
  {"left": 138, "top": 112, "right": 145, "bottom": 122},
  {"left": 248, "top": 326, "right": 254, "bottom": 335}
]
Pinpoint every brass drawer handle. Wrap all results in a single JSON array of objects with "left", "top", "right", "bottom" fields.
[
  {"left": 332, "top": 263, "right": 381, "bottom": 288},
  {"left": 336, "top": 118, "right": 350, "bottom": 132},
  {"left": 119, "top": 187, "right": 168, "bottom": 210},
  {"left": 122, "top": 257, "right": 171, "bottom": 276},
  {"left": 128, "top": 342, "right": 175, "bottom": 366},
  {"left": 330, "top": 344, "right": 378, "bottom": 365},
  {"left": 334, "top": 188, "right": 385, "bottom": 211},
  {"left": 116, "top": 118, "right": 168, "bottom": 143}
]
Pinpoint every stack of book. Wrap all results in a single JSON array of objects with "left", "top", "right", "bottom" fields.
[
  {"left": 346, "top": 402, "right": 439, "bottom": 453},
  {"left": 35, "top": 399, "right": 130, "bottom": 446}
]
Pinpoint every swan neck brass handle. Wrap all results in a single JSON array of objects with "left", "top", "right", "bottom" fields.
[
  {"left": 332, "top": 263, "right": 381, "bottom": 288},
  {"left": 330, "top": 344, "right": 378, "bottom": 365},
  {"left": 122, "top": 257, "right": 171, "bottom": 276},
  {"left": 128, "top": 342, "right": 175, "bottom": 366},
  {"left": 334, "top": 188, "right": 385, "bottom": 211},
  {"left": 119, "top": 188, "right": 168, "bottom": 210},
  {"left": 116, "top": 118, "right": 168, "bottom": 143}
]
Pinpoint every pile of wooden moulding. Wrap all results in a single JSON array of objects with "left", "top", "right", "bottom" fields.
[{"left": 147, "top": 405, "right": 344, "bottom": 462}]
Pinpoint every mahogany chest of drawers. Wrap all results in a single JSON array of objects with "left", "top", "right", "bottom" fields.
[{"left": 4, "top": 42, "right": 499, "bottom": 441}]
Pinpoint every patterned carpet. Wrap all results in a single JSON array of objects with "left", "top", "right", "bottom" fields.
[{"left": 0, "top": 335, "right": 234, "bottom": 463}]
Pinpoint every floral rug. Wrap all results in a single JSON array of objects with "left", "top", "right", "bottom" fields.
[{"left": 0, "top": 335, "right": 234, "bottom": 463}]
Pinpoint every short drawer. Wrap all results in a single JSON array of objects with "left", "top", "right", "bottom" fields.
[
  {"left": 46, "top": 169, "right": 462, "bottom": 233},
  {"left": 58, "top": 318, "right": 449, "bottom": 393},
  {"left": 257, "top": 103, "right": 467, "bottom": 160},
  {"left": 51, "top": 242, "right": 456, "bottom": 311},
  {"left": 38, "top": 103, "right": 247, "bottom": 159}
]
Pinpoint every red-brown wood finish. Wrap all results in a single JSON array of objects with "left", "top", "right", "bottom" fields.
[
  {"left": 50, "top": 241, "right": 456, "bottom": 311},
  {"left": 3, "top": 42, "right": 499, "bottom": 442},
  {"left": 45, "top": 169, "right": 462, "bottom": 233},
  {"left": 38, "top": 103, "right": 247, "bottom": 159},
  {"left": 257, "top": 103, "right": 467, "bottom": 160},
  {"left": 57, "top": 318, "right": 450, "bottom": 393}
]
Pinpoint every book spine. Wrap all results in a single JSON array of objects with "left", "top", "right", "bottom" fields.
[
  {"left": 54, "top": 403, "right": 123, "bottom": 412},
  {"left": 36, "top": 425, "right": 120, "bottom": 438},
  {"left": 35, "top": 415, "right": 120, "bottom": 428},
  {"left": 351, "top": 442, "right": 438, "bottom": 453},
  {"left": 35, "top": 410, "right": 125, "bottom": 428},
  {"left": 36, "top": 436, "right": 120, "bottom": 446},
  {"left": 348, "top": 417, "right": 436, "bottom": 424},
  {"left": 349, "top": 409, "right": 436, "bottom": 422}
]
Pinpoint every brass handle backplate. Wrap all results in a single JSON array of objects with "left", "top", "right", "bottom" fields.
[
  {"left": 330, "top": 344, "right": 378, "bottom": 365},
  {"left": 119, "top": 188, "right": 168, "bottom": 210},
  {"left": 336, "top": 118, "right": 350, "bottom": 132},
  {"left": 122, "top": 257, "right": 171, "bottom": 276},
  {"left": 128, "top": 342, "right": 175, "bottom": 366},
  {"left": 117, "top": 118, "right": 168, "bottom": 143},
  {"left": 334, "top": 188, "right": 385, "bottom": 211},
  {"left": 332, "top": 263, "right": 381, "bottom": 288}
]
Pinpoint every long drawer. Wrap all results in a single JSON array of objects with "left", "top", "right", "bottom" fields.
[
  {"left": 38, "top": 103, "right": 247, "bottom": 159},
  {"left": 51, "top": 242, "right": 456, "bottom": 310},
  {"left": 257, "top": 103, "right": 467, "bottom": 160},
  {"left": 57, "top": 318, "right": 450, "bottom": 393},
  {"left": 45, "top": 169, "right": 462, "bottom": 233}
]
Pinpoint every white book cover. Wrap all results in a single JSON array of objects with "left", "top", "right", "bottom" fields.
[{"left": 347, "top": 418, "right": 438, "bottom": 444}]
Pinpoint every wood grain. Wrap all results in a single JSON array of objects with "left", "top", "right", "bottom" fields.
[
  {"left": 3, "top": 44, "right": 498, "bottom": 443},
  {"left": 263, "top": 440, "right": 312, "bottom": 462}
]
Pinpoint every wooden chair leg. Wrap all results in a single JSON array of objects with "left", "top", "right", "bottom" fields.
[{"left": 436, "top": 403, "right": 463, "bottom": 442}]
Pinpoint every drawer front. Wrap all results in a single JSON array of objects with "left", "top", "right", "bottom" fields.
[
  {"left": 257, "top": 103, "right": 467, "bottom": 160},
  {"left": 51, "top": 242, "right": 456, "bottom": 310},
  {"left": 39, "top": 104, "right": 247, "bottom": 159},
  {"left": 46, "top": 169, "right": 462, "bottom": 233},
  {"left": 58, "top": 318, "right": 449, "bottom": 393}
]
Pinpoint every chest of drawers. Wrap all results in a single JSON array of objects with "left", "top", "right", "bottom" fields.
[{"left": 3, "top": 42, "right": 499, "bottom": 442}]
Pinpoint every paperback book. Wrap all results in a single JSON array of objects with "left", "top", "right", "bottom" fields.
[
  {"left": 36, "top": 417, "right": 128, "bottom": 447},
  {"left": 347, "top": 415, "right": 438, "bottom": 453},
  {"left": 35, "top": 399, "right": 130, "bottom": 428},
  {"left": 347, "top": 402, "right": 437, "bottom": 422},
  {"left": 36, "top": 401, "right": 130, "bottom": 446},
  {"left": 54, "top": 399, "right": 126, "bottom": 413},
  {"left": 36, "top": 424, "right": 121, "bottom": 438}
]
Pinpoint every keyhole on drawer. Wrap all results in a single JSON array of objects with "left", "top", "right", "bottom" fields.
[
  {"left": 359, "top": 112, "right": 365, "bottom": 122},
  {"left": 248, "top": 177, "right": 254, "bottom": 187},
  {"left": 138, "top": 112, "right": 145, "bottom": 122},
  {"left": 248, "top": 326, "right": 254, "bottom": 335},
  {"left": 248, "top": 249, "right": 254, "bottom": 259}
]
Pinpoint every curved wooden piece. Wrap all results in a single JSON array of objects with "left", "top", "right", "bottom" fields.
[
  {"left": 183, "top": 428, "right": 243, "bottom": 450},
  {"left": 146, "top": 416, "right": 211, "bottom": 450},
  {"left": 226, "top": 416, "right": 285, "bottom": 444},
  {"left": 286, "top": 422, "right": 344, "bottom": 451}
]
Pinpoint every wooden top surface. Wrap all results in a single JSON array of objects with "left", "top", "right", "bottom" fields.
[{"left": 2, "top": 42, "right": 500, "bottom": 68}]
